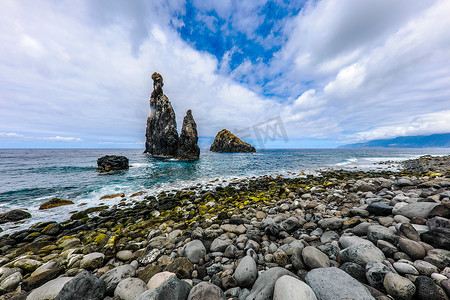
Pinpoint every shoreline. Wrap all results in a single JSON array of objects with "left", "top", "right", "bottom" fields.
[{"left": 0, "top": 155, "right": 448, "bottom": 299}]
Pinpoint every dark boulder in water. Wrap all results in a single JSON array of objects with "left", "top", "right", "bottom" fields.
[
  {"left": 39, "top": 198, "right": 74, "bottom": 210},
  {"left": 144, "top": 72, "right": 179, "bottom": 156},
  {"left": 178, "top": 110, "right": 200, "bottom": 160},
  {"left": 210, "top": 129, "right": 255, "bottom": 153},
  {"left": 97, "top": 155, "right": 129, "bottom": 173},
  {"left": 0, "top": 209, "right": 31, "bottom": 224}
]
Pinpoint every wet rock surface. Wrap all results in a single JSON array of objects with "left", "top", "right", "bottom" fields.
[
  {"left": 0, "top": 155, "right": 449, "bottom": 300},
  {"left": 97, "top": 155, "right": 129, "bottom": 173}
]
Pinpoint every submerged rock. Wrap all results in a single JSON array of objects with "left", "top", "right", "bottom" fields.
[
  {"left": 178, "top": 110, "right": 200, "bottom": 160},
  {"left": 210, "top": 129, "right": 256, "bottom": 153},
  {"left": 97, "top": 155, "right": 129, "bottom": 172},
  {"left": 145, "top": 72, "right": 179, "bottom": 156}
]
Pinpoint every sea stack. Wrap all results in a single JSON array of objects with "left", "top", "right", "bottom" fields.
[
  {"left": 178, "top": 110, "right": 200, "bottom": 160},
  {"left": 144, "top": 72, "right": 179, "bottom": 156},
  {"left": 210, "top": 129, "right": 256, "bottom": 152}
]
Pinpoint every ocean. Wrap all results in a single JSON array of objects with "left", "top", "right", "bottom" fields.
[{"left": 1, "top": 148, "right": 449, "bottom": 233}]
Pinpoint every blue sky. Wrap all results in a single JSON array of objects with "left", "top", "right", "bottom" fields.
[{"left": 0, "top": 0, "right": 449, "bottom": 148}]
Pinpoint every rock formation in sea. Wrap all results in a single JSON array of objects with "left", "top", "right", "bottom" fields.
[
  {"left": 178, "top": 110, "right": 200, "bottom": 160},
  {"left": 144, "top": 72, "right": 179, "bottom": 156},
  {"left": 97, "top": 155, "right": 129, "bottom": 172},
  {"left": 210, "top": 129, "right": 256, "bottom": 152}
]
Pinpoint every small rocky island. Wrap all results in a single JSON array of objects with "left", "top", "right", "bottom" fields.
[
  {"left": 144, "top": 73, "right": 200, "bottom": 160},
  {"left": 210, "top": 129, "right": 256, "bottom": 153},
  {"left": 97, "top": 155, "right": 129, "bottom": 173}
]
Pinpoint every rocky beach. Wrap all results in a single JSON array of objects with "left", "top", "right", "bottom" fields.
[{"left": 0, "top": 155, "right": 448, "bottom": 299}]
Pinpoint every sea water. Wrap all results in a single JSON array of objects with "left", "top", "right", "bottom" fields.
[{"left": 1, "top": 148, "right": 449, "bottom": 233}]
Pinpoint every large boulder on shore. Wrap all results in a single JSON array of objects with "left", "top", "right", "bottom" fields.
[
  {"left": 0, "top": 209, "right": 31, "bottom": 224},
  {"left": 144, "top": 72, "right": 179, "bottom": 156},
  {"left": 178, "top": 110, "right": 200, "bottom": 160},
  {"left": 39, "top": 198, "right": 74, "bottom": 210},
  {"left": 210, "top": 129, "right": 255, "bottom": 153},
  {"left": 97, "top": 155, "right": 129, "bottom": 172}
]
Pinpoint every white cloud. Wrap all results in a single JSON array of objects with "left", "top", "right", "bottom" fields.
[
  {"left": 0, "top": 132, "right": 24, "bottom": 138},
  {"left": 41, "top": 136, "right": 83, "bottom": 142},
  {"left": 0, "top": 0, "right": 449, "bottom": 148}
]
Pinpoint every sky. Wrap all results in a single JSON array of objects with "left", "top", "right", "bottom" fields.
[{"left": 0, "top": 0, "right": 449, "bottom": 149}]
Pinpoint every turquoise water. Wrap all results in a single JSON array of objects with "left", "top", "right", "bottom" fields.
[{"left": 1, "top": 148, "right": 449, "bottom": 232}]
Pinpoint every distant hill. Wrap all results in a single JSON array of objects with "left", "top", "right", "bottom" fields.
[{"left": 340, "top": 133, "right": 450, "bottom": 148}]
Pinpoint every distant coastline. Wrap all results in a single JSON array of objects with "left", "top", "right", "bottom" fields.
[{"left": 340, "top": 133, "right": 450, "bottom": 148}]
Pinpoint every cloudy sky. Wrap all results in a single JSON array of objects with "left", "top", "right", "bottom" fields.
[{"left": 1, "top": 0, "right": 449, "bottom": 148}]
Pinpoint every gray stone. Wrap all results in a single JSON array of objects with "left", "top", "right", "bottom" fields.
[
  {"left": 302, "top": 246, "right": 330, "bottom": 269},
  {"left": 318, "top": 217, "right": 343, "bottom": 230},
  {"left": 136, "top": 276, "right": 191, "bottom": 300},
  {"left": 114, "top": 277, "right": 147, "bottom": 300},
  {"left": 413, "top": 260, "right": 439, "bottom": 276},
  {"left": 224, "top": 245, "right": 238, "bottom": 258},
  {"left": 55, "top": 271, "right": 105, "bottom": 300},
  {"left": 339, "top": 234, "right": 373, "bottom": 248},
  {"left": 281, "top": 217, "right": 300, "bottom": 232},
  {"left": 139, "top": 249, "right": 161, "bottom": 265},
  {"left": 188, "top": 281, "right": 226, "bottom": 300},
  {"left": 27, "top": 277, "right": 73, "bottom": 300},
  {"left": 184, "top": 240, "right": 207, "bottom": 264},
  {"left": 210, "top": 238, "right": 230, "bottom": 253},
  {"left": 147, "top": 271, "right": 175, "bottom": 289},
  {"left": 246, "top": 267, "right": 296, "bottom": 300},
  {"left": 424, "top": 249, "right": 450, "bottom": 269},
  {"left": 415, "top": 275, "right": 442, "bottom": 300},
  {"left": 290, "top": 246, "right": 306, "bottom": 270},
  {"left": 317, "top": 243, "right": 340, "bottom": 261},
  {"left": 398, "top": 238, "right": 426, "bottom": 260},
  {"left": 147, "top": 236, "right": 175, "bottom": 250},
  {"left": 398, "top": 223, "right": 420, "bottom": 241},
  {"left": 367, "top": 225, "right": 398, "bottom": 244},
  {"left": 234, "top": 256, "right": 257, "bottom": 288},
  {"left": 320, "top": 231, "right": 339, "bottom": 244},
  {"left": 393, "top": 202, "right": 439, "bottom": 219},
  {"left": 100, "top": 264, "right": 135, "bottom": 295},
  {"left": 395, "top": 178, "right": 414, "bottom": 186},
  {"left": 351, "top": 222, "right": 371, "bottom": 236},
  {"left": 365, "top": 261, "right": 391, "bottom": 292},
  {"left": 366, "top": 203, "right": 393, "bottom": 216},
  {"left": 116, "top": 250, "right": 133, "bottom": 261},
  {"left": 273, "top": 275, "right": 317, "bottom": 300},
  {"left": 383, "top": 272, "right": 415, "bottom": 300},
  {"left": 80, "top": 252, "right": 104, "bottom": 270},
  {"left": 0, "top": 272, "right": 22, "bottom": 294},
  {"left": 393, "top": 262, "right": 419, "bottom": 275},
  {"left": 305, "top": 267, "right": 375, "bottom": 300},
  {"left": 340, "top": 262, "right": 367, "bottom": 283},
  {"left": 339, "top": 242, "right": 385, "bottom": 267}
]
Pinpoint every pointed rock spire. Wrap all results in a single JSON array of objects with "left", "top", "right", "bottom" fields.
[
  {"left": 178, "top": 110, "right": 200, "bottom": 160},
  {"left": 144, "top": 72, "right": 179, "bottom": 156}
]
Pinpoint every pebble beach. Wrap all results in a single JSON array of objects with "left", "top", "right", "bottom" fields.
[{"left": 0, "top": 155, "right": 449, "bottom": 300}]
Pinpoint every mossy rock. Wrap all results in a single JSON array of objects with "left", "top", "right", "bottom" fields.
[{"left": 39, "top": 198, "right": 74, "bottom": 210}]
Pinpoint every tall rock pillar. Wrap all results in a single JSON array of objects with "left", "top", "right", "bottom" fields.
[
  {"left": 178, "top": 110, "right": 200, "bottom": 160},
  {"left": 144, "top": 73, "right": 179, "bottom": 156}
]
